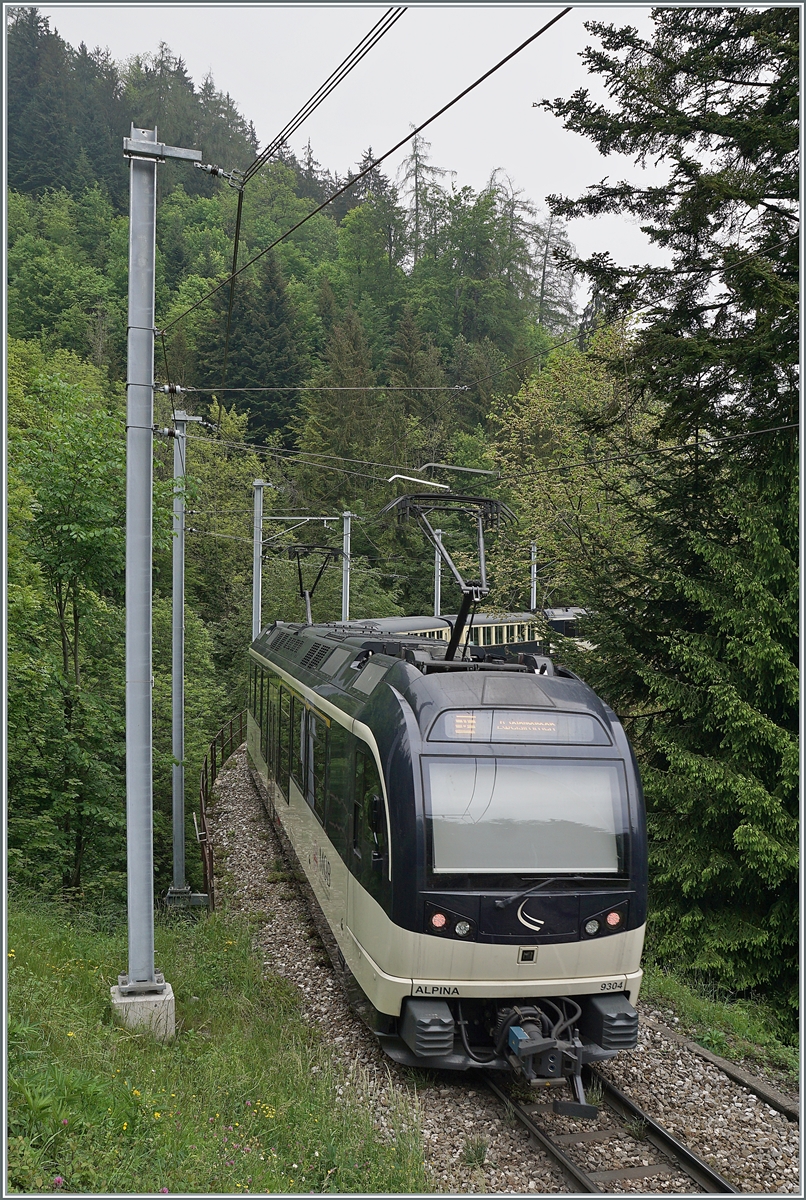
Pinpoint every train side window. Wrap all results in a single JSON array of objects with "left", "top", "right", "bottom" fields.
[
  {"left": 306, "top": 712, "right": 328, "bottom": 823},
  {"left": 325, "top": 723, "right": 350, "bottom": 860},
  {"left": 277, "top": 687, "right": 291, "bottom": 801},
  {"left": 353, "top": 746, "right": 389, "bottom": 905},
  {"left": 261, "top": 669, "right": 270, "bottom": 760},
  {"left": 290, "top": 695, "right": 305, "bottom": 792},
  {"left": 268, "top": 675, "right": 280, "bottom": 773},
  {"left": 249, "top": 663, "right": 256, "bottom": 713},
  {"left": 258, "top": 670, "right": 266, "bottom": 759}
]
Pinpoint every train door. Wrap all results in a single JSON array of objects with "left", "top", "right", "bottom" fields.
[{"left": 347, "top": 744, "right": 392, "bottom": 969}]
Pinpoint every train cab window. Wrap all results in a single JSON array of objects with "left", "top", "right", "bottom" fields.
[
  {"left": 353, "top": 746, "right": 390, "bottom": 906},
  {"left": 306, "top": 712, "right": 328, "bottom": 823},
  {"left": 325, "top": 722, "right": 350, "bottom": 859},
  {"left": 424, "top": 757, "right": 627, "bottom": 875},
  {"left": 277, "top": 687, "right": 291, "bottom": 800}
]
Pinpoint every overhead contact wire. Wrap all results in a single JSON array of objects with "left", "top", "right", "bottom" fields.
[
  {"left": 162, "top": 6, "right": 573, "bottom": 334},
  {"left": 242, "top": 7, "right": 407, "bottom": 184},
  {"left": 216, "top": 8, "right": 406, "bottom": 394}
]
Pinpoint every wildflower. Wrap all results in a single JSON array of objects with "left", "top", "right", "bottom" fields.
[
  {"left": 161, "top": 1189, "right": 169, "bottom": 1194},
  {"left": 67, "top": 1032, "right": 75, "bottom": 1037},
  {"left": 61, "top": 1119, "right": 68, "bottom": 1126},
  {"left": 53, "top": 1177, "right": 64, "bottom": 1188},
  {"left": 7, "top": 950, "right": 15, "bottom": 958},
  {"left": 132, "top": 1089, "right": 141, "bottom": 1097},
  {"left": 246, "top": 1101, "right": 252, "bottom": 1107},
  {"left": 153, "top": 1112, "right": 161, "bottom": 1120},
  {"left": 123, "top": 1123, "right": 128, "bottom": 1130}
]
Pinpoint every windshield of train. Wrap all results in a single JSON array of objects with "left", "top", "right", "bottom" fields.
[{"left": 424, "top": 757, "right": 627, "bottom": 874}]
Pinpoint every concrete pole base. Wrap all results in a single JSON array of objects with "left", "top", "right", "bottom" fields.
[{"left": 110, "top": 982, "right": 175, "bottom": 1041}]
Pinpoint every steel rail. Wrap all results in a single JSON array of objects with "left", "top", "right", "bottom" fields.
[
  {"left": 484, "top": 1066, "right": 740, "bottom": 1194},
  {"left": 588, "top": 1066, "right": 740, "bottom": 1194},
  {"left": 483, "top": 1073, "right": 602, "bottom": 1193}
]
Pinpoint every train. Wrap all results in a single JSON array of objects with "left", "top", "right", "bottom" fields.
[
  {"left": 247, "top": 613, "right": 646, "bottom": 1115},
  {"left": 386, "top": 608, "right": 588, "bottom": 649}
]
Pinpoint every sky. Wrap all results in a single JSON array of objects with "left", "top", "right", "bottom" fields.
[{"left": 35, "top": 3, "right": 672, "bottom": 275}]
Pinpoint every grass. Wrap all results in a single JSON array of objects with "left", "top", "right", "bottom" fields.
[
  {"left": 640, "top": 959, "right": 798, "bottom": 1084},
  {"left": 461, "top": 1135, "right": 488, "bottom": 1168},
  {"left": 7, "top": 893, "right": 428, "bottom": 1194}
]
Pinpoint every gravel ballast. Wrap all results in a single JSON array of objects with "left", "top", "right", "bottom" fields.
[{"left": 205, "top": 746, "right": 800, "bottom": 1194}]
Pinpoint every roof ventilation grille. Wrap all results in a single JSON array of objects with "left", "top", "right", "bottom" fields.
[
  {"left": 273, "top": 632, "right": 299, "bottom": 657},
  {"left": 300, "top": 641, "right": 331, "bottom": 671}
]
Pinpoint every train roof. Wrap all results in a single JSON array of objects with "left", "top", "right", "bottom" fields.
[{"left": 249, "top": 619, "right": 615, "bottom": 732}]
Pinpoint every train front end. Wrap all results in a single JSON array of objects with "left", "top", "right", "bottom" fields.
[{"left": 366, "top": 654, "right": 647, "bottom": 1113}]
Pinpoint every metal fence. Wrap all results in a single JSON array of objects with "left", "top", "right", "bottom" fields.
[{"left": 194, "top": 710, "right": 246, "bottom": 911}]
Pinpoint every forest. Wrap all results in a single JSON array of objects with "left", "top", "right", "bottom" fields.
[{"left": 7, "top": 6, "right": 798, "bottom": 1019}]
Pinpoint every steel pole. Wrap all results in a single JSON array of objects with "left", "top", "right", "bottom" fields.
[
  {"left": 530, "top": 542, "right": 538, "bottom": 612},
  {"left": 341, "top": 511, "right": 352, "bottom": 622},
  {"left": 252, "top": 481, "right": 264, "bottom": 640},
  {"left": 171, "top": 414, "right": 187, "bottom": 893},
  {"left": 434, "top": 529, "right": 442, "bottom": 617},
  {"left": 124, "top": 125, "right": 159, "bottom": 990}
]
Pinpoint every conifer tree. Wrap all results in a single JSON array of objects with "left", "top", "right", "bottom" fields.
[
  {"left": 193, "top": 250, "right": 304, "bottom": 440},
  {"left": 520, "top": 7, "right": 799, "bottom": 1011}
]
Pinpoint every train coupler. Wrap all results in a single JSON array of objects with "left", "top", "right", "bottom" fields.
[{"left": 552, "top": 1042, "right": 598, "bottom": 1119}]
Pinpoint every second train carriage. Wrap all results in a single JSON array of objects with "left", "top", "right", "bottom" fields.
[{"left": 247, "top": 615, "right": 646, "bottom": 1110}]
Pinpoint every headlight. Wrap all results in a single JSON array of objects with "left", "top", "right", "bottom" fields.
[
  {"left": 454, "top": 919, "right": 472, "bottom": 938},
  {"left": 584, "top": 918, "right": 601, "bottom": 936}
]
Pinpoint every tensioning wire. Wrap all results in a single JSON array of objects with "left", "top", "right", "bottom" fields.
[
  {"left": 157, "top": 385, "right": 468, "bottom": 392},
  {"left": 184, "top": 431, "right": 415, "bottom": 474}
]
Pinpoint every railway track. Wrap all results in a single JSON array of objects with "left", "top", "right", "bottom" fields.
[{"left": 484, "top": 1067, "right": 740, "bottom": 1194}]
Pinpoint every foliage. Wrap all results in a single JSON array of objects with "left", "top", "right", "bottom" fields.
[
  {"left": 7, "top": 895, "right": 429, "bottom": 1193},
  {"left": 529, "top": 6, "right": 799, "bottom": 1010},
  {"left": 7, "top": 5, "right": 797, "bottom": 1017},
  {"left": 640, "top": 960, "right": 798, "bottom": 1079},
  {"left": 7, "top": 342, "right": 225, "bottom": 899},
  {"left": 7, "top": 9, "right": 256, "bottom": 207},
  {"left": 8, "top": 348, "right": 128, "bottom": 894}
]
